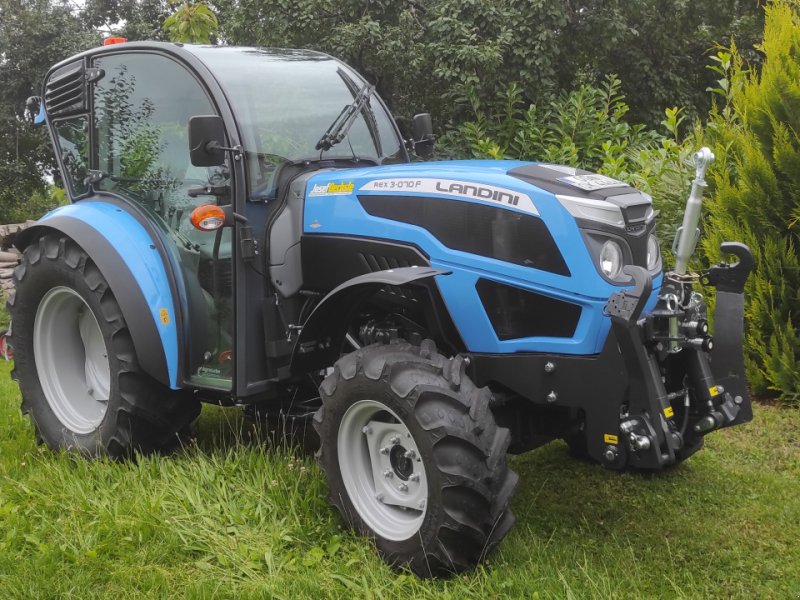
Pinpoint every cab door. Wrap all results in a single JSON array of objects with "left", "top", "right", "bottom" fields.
[{"left": 90, "top": 51, "right": 234, "bottom": 390}]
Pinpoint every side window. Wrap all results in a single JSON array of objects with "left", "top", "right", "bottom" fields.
[
  {"left": 92, "top": 54, "right": 227, "bottom": 216},
  {"left": 53, "top": 117, "right": 90, "bottom": 196}
]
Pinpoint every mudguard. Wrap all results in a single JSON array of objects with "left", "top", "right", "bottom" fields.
[
  {"left": 290, "top": 266, "right": 448, "bottom": 374},
  {"left": 14, "top": 201, "right": 181, "bottom": 389}
]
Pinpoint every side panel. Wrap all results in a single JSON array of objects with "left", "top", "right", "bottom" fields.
[
  {"left": 16, "top": 202, "right": 180, "bottom": 389},
  {"left": 302, "top": 163, "right": 663, "bottom": 356}
]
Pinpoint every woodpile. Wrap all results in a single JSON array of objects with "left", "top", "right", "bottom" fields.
[{"left": 0, "top": 222, "right": 33, "bottom": 296}]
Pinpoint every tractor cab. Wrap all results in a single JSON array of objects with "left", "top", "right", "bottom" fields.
[{"left": 36, "top": 41, "right": 409, "bottom": 395}]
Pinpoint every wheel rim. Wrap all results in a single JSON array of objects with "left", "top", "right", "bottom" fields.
[
  {"left": 33, "top": 286, "right": 111, "bottom": 434},
  {"left": 337, "top": 400, "right": 428, "bottom": 541}
]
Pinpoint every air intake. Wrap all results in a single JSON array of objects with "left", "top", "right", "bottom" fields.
[{"left": 44, "top": 62, "right": 86, "bottom": 118}]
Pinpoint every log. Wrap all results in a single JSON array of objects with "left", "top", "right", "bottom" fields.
[
  {"left": 0, "top": 251, "right": 20, "bottom": 262},
  {"left": 0, "top": 268, "right": 15, "bottom": 279}
]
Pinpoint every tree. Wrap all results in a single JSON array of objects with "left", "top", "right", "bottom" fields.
[
  {"left": 702, "top": 0, "right": 800, "bottom": 400},
  {"left": 163, "top": 1, "right": 219, "bottom": 43},
  {"left": 0, "top": 0, "right": 97, "bottom": 222}
]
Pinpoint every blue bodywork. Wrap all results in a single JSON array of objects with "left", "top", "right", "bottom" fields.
[
  {"left": 37, "top": 201, "right": 181, "bottom": 388},
  {"left": 303, "top": 160, "right": 662, "bottom": 356}
]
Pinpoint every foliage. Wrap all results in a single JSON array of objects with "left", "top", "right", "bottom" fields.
[
  {"left": 80, "top": 0, "right": 173, "bottom": 41},
  {"left": 210, "top": 0, "right": 763, "bottom": 131},
  {"left": 558, "top": 0, "right": 764, "bottom": 126},
  {"left": 445, "top": 76, "right": 699, "bottom": 250},
  {"left": 0, "top": 186, "right": 67, "bottom": 225},
  {"left": 702, "top": 0, "right": 800, "bottom": 401},
  {"left": 0, "top": 0, "right": 98, "bottom": 218},
  {"left": 163, "top": 0, "right": 219, "bottom": 43}
]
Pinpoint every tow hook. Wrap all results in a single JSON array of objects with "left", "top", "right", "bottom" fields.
[{"left": 693, "top": 393, "right": 741, "bottom": 433}]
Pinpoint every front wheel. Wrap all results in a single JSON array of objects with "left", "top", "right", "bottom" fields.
[
  {"left": 314, "top": 339, "right": 518, "bottom": 577},
  {"left": 8, "top": 233, "right": 200, "bottom": 457}
]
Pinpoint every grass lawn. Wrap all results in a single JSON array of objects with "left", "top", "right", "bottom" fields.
[{"left": 0, "top": 358, "right": 798, "bottom": 599}]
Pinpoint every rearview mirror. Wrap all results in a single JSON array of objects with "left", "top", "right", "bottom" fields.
[
  {"left": 411, "top": 113, "right": 435, "bottom": 159},
  {"left": 25, "top": 96, "right": 44, "bottom": 126},
  {"left": 189, "top": 115, "right": 227, "bottom": 167}
]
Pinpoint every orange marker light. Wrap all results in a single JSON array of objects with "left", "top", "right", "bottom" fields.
[
  {"left": 103, "top": 37, "right": 128, "bottom": 46},
  {"left": 191, "top": 205, "right": 226, "bottom": 232}
]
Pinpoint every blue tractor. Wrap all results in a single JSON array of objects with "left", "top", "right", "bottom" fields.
[{"left": 11, "top": 41, "right": 754, "bottom": 576}]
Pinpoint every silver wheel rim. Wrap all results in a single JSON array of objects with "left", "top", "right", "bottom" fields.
[
  {"left": 33, "top": 286, "right": 111, "bottom": 434},
  {"left": 337, "top": 399, "right": 428, "bottom": 541}
]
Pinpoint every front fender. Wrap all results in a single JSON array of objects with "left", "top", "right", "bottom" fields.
[
  {"left": 15, "top": 201, "right": 181, "bottom": 389},
  {"left": 290, "top": 266, "right": 448, "bottom": 374}
]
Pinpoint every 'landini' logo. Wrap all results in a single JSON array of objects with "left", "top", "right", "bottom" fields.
[
  {"left": 358, "top": 178, "right": 539, "bottom": 216},
  {"left": 434, "top": 181, "right": 520, "bottom": 206}
]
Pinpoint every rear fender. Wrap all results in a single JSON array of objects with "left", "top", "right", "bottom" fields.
[
  {"left": 15, "top": 201, "right": 181, "bottom": 389},
  {"left": 290, "top": 266, "right": 449, "bottom": 374}
]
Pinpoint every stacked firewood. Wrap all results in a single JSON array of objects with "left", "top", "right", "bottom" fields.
[{"left": 0, "top": 223, "right": 33, "bottom": 297}]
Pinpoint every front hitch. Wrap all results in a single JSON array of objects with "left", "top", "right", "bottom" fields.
[{"left": 701, "top": 242, "right": 756, "bottom": 425}]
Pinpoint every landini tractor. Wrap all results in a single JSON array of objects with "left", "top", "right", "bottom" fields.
[{"left": 11, "top": 40, "right": 754, "bottom": 577}]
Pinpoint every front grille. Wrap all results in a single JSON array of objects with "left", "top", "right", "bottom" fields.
[{"left": 477, "top": 278, "right": 581, "bottom": 340}]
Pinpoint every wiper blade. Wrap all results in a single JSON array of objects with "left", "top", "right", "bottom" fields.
[{"left": 315, "top": 79, "right": 374, "bottom": 152}]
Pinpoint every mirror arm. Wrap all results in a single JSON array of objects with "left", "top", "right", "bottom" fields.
[{"left": 206, "top": 140, "right": 243, "bottom": 160}]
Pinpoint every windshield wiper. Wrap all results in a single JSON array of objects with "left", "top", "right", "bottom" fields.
[{"left": 315, "top": 79, "right": 375, "bottom": 152}]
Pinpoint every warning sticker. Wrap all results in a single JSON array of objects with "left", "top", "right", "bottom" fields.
[
  {"left": 603, "top": 433, "right": 619, "bottom": 445},
  {"left": 159, "top": 308, "right": 170, "bottom": 325},
  {"left": 709, "top": 386, "right": 721, "bottom": 397},
  {"left": 558, "top": 174, "right": 628, "bottom": 192},
  {"left": 664, "top": 406, "right": 675, "bottom": 418}
]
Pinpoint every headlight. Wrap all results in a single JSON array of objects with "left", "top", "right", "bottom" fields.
[
  {"left": 599, "top": 240, "right": 623, "bottom": 279},
  {"left": 646, "top": 234, "right": 660, "bottom": 270}
]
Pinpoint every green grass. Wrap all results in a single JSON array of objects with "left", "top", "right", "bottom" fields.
[{"left": 0, "top": 359, "right": 798, "bottom": 599}]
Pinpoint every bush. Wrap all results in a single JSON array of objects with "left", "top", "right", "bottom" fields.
[
  {"left": 443, "top": 76, "right": 699, "bottom": 254},
  {"left": 701, "top": 0, "right": 800, "bottom": 401},
  {"left": 0, "top": 186, "right": 67, "bottom": 225}
]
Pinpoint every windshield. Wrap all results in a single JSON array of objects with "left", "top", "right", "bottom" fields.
[{"left": 187, "top": 47, "right": 406, "bottom": 198}]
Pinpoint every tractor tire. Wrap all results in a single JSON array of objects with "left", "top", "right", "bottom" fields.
[
  {"left": 314, "top": 339, "right": 518, "bottom": 578},
  {"left": 7, "top": 233, "right": 199, "bottom": 457}
]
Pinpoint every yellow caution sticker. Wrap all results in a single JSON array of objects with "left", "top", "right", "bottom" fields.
[
  {"left": 664, "top": 406, "right": 675, "bottom": 418},
  {"left": 159, "top": 308, "right": 170, "bottom": 325},
  {"left": 604, "top": 434, "right": 619, "bottom": 445},
  {"left": 709, "top": 386, "right": 721, "bottom": 397}
]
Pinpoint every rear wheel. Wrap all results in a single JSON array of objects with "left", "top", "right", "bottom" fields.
[
  {"left": 8, "top": 233, "right": 199, "bottom": 457},
  {"left": 314, "top": 339, "right": 518, "bottom": 577}
]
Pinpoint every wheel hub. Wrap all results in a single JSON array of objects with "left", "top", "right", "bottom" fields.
[
  {"left": 337, "top": 400, "right": 428, "bottom": 541},
  {"left": 33, "top": 286, "right": 110, "bottom": 435}
]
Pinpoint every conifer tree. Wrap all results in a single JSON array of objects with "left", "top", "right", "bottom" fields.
[{"left": 703, "top": 0, "right": 800, "bottom": 400}]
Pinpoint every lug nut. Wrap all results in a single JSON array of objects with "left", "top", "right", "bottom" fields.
[
  {"left": 383, "top": 469, "right": 393, "bottom": 479},
  {"left": 546, "top": 391, "right": 558, "bottom": 404},
  {"left": 398, "top": 483, "right": 408, "bottom": 492},
  {"left": 362, "top": 426, "right": 372, "bottom": 435},
  {"left": 379, "top": 446, "right": 390, "bottom": 455},
  {"left": 390, "top": 435, "right": 401, "bottom": 445},
  {"left": 376, "top": 493, "right": 384, "bottom": 501},
  {"left": 603, "top": 445, "right": 619, "bottom": 462},
  {"left": 404, "top": 449, "right": 417, "bottom": 460},
  {"left": 409, "top": 473, "right": 420, "bottom": 482},
  {"left": 544, "top": 361, "right": 555, "bottom": 373}
]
